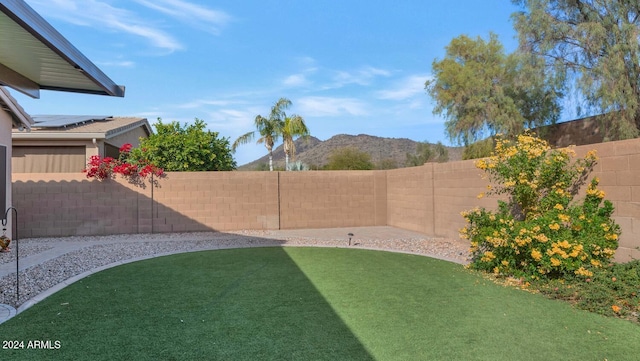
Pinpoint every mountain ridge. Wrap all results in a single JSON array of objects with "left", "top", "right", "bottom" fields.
[{"left": 238, "top": 134, "right": 463, "bottom": 170}]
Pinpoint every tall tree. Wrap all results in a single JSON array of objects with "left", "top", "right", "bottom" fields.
[
  {"left": 406, "top": 141, "right": 448, "bottom": 166},
  {"left": 426, "top": 33, "right": 561, "bottom": 146},
  {"left": 232, "top": 98, "right": 309, "bottom": 171},
  {"left": 233, "top": 113, "right": 279, "bottom": 171},
  {"left": 130, "top": 118, "right": 236, "bottom": 171},
  {"left": 512, "top": 0, "right": 640, "bottom": 140},
  {"left": 281, "top": 109, "right": 310, "bottom": 171}
]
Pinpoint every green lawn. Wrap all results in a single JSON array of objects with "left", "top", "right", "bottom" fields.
[{"left": 1, "top": 247, "right": 639, "bottom": 360}]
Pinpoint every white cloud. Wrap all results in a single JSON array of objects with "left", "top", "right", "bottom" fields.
[
  {"left": 283, "top": 74, "right": 308, "bottom": 87},
  {"left": 326, "top": 66, "right": 391, "bottom": 89},
  {"left": 282, "top": 58, "right": 318, "bottom": 87},
  {"left": 114, "top": 22, "right": 182, "bottom": 51},
  {"left": 297, "top": 96, "right": 368, "bottom": 117},
  {"left": 26, "top": 0, "right": 183, "bottom": 52},
  {"left": 133, "top": 0, "right": 231, "bottom": 35},
  {"left": 376, "top": 74, "right": 430, "bottom": 100},
  {"left": 205, "top": 108, "right": 260, "bottom": 135},
  {"left": 295, "top": 56, "right": 317, "bottom": 67}
]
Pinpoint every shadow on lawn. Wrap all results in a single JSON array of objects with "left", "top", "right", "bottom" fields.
[
  {"left": 3, "top": 177, "right": 378, "bottom": 359},
  {"left": 0, "top": 246, "right": 375, "bottom": 360}
]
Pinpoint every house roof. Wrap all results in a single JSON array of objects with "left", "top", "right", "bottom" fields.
[
  {"left": 0, "top": 0, "right": 125, "bottom": 98},
  {"left": 0, "top": 85, "right": 33, "bottom": 129},
  {"left": 12, "top": 115, "right": 152, "bottom": 140}
]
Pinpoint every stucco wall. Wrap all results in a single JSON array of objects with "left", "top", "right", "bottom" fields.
[{"left": 0, "top": 111, "right": 12, "bottom": 230}]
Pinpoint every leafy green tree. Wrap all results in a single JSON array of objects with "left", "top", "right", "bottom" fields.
[
  {"left": 233, "top": 98, "right": 309, "bottom": 171},
  {"left": 462, "top": 138, "right": 496, "bottom": 160},
  {"left": 426, "top": 33, "right": 561, "bottom": 146},
  {"left": 512, "top": 0, "right": 640, "bottom": 140},
  {"left": 129, "top": 118, "right": 236, "bottom": 171},
  {"left": 406, "top": 141, "right": 449, "bottom": 166},
  {"left": 325, "top": 147, "right": 374, "bottom": 170}
]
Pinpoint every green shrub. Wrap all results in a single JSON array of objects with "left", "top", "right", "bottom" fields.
[
  {"left": 462, "top": 137, "right": 495, "bottom": 160},
  {"left": 533, "top": 260, "right": 640, "bottom": 321},
  {"left": 461, "top": 132, "right": 620, "bottom": 280},
  {"left": 325, "top": 147, "right": 374, "bottom": 170}
]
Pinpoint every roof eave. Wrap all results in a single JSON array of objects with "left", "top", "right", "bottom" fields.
[
  {"left": 0, "top": 0, "right": 125, "bottom": 98},
  {"left": 105, "top": 118, "right": 153, "bottom": 138},
  {"left": 12, "top": 132, "right": 106, "bottom": 140},
  {"left": 0, "top": 86, "right": 33, "bottom": 129}
]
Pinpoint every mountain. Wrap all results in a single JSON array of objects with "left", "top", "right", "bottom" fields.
[
  {"left": 238, "top": 134, "right": 464, "bottom": 170},
  {"left": 238, "top": 115, "right": 635, "bottom": 170}
]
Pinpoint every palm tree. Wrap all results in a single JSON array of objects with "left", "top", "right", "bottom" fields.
[
  {"left": 232, "top": 114, "right": 279, "bottom": 171},
  {"left": 232, "top": 98, "right": 309, "bottom": 171},
  {"left": 281, "top": 112, "right": 309, "bottom": 171}
]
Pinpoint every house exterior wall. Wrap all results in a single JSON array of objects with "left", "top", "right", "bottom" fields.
[
  {"left": 12, "top": 145, "right": 86, "bottom": 173},
  {"left": 10, "top": 137, "right": 640, "bottom": 262},
  {"left": 0, "top": 111, "right": 12, "bottom": 236},
  {"left": 11, "top": 124, "right": 149, "bottom": 172},
  {"left": 12, "top": 139, "right": 97, "bottom": 173},
  {"left": 107, "top": 127, "right": 148, "bottom": 149}
]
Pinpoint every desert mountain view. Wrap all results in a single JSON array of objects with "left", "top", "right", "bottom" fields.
[
  {"left": 238, "top": 134, "right": 464, "bottom": 170},
  {"left": 238, "top": 115, "right": 608, "bottom": 170}
]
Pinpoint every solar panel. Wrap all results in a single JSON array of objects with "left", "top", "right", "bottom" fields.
[{"left": 32, "top": 115, "right": 112, "bottom": 128}]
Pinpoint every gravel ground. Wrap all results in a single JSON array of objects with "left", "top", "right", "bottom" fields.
[
  {"left": 0, "top": 230, "right": 470, "bottom": 308},
  {"left": 0, "top": 244, "right": 54, "bottom": 265}
]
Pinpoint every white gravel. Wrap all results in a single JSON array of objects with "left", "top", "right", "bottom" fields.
[
  {"left": 0, "top": 244, "right": 53, "bottom": 265},
  {"left": 0, "top": 230, "right": 470, "bottom": 308}
]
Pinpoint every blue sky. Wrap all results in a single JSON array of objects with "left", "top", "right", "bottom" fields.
[{"left": 16, "top": 0, "right": 527, "bottom": 165}]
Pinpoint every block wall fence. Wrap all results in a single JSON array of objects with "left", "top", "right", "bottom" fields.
[{"left": 11, "top": 138, "right": 640, "bottom": 261}]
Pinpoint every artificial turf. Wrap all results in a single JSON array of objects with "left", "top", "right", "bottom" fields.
[{"left": 0, "top": 247, "right": 639, "bottom": 360}]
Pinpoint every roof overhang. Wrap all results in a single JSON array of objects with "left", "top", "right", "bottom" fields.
[
  {"left": 0, "top": 85, "right": 33, "bottom": 129},
  {"left": 11, "top": 132, "right": 107, "bottom": 140},
  {"left": 12, "top": 115, "right": 152, "bottom": 141},
  {"left": 0, "top": 0, "right": 125, "bottom": 98}
]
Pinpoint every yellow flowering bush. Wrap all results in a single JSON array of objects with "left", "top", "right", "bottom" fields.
[{"left": 461, "top": 132, "right": 620, "bottom": 280}]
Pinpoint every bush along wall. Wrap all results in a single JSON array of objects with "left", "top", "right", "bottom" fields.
[{"left": 460, "top": 132, "right": 621, "bottom": 281}]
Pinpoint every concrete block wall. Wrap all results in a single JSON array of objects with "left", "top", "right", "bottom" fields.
[
  {"left": 386, "top": 165, "right": 433, "bottom": 235},
  {"left": 573, "top": 139, "right": 640, "bottom": 262},
  {"left": 151, "top": 172, "right": 279, "bottom": 233},
  {"left": 432, "top": 160, "right": 499, "bottom": 239},
  {"left": 10, "top": 137, "right": 640, "bottom": 261},
  {"left": 279, "top": 170, "right": 386, "bottom": 229},
  {"left": 12, "top": 173, "right": 142, "bottom": 237},
  {"left": 384, "top": 137, "right": 640, "bottom": 262},
  {"left": 13, "top": 172, "right": 281, "bottom": 237}
]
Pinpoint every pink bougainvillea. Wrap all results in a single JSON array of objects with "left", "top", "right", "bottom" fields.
[{"left": 83, "top": 143, "right": 164, "bottom": 182}]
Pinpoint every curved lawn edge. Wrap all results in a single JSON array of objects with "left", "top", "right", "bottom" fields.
[
  {"left": 7, "top": 243, "right": 464, "bottom": 323},
  {"left": 2, "top": 246, "right": 639, "bottom": 361}
]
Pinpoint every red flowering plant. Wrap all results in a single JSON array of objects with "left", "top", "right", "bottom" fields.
[{"left": 83, "top": 143, "right": 164, "bottom": 186}]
